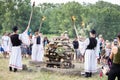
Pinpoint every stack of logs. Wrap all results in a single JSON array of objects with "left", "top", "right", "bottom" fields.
[{"left": 45, "top": 41, "right": 74, "bottom": 69}]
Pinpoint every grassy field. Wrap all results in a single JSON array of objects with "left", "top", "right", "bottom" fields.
[{"left": 0, "top": 54, "right": 107, "bottom": 80}]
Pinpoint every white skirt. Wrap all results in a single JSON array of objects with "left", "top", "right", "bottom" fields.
[
  {"left": 31, "top": 44, "right": 44, "bottom": 61},
  {"left": 9, "top": 46, "right": 22, "bottom": 69},
  {"left": 84, "top": 49, "right": 97, "bottom": 73}
]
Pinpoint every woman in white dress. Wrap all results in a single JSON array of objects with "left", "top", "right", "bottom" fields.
[
  {"left": 9, "top": 26, "right": 30, "bottom": 72},
  {"left": 1, "top": 32, "right": 10, "bottom": 58},
  {"left": 31, "top": 30, "right": 44, "bottom": 62}
]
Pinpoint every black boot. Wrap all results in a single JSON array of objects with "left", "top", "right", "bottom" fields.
[
  {"left": 9, "top": 67, "right": 12, "bottom": 71},
  {"left": 85, "top": 72, "right": 89, "bottom": 77},
  {"left": 14, "top": 68, "right": 17, "bottom": 72},
  {"left": 89, "top": 72, "right": 92, "bottom": 77}
]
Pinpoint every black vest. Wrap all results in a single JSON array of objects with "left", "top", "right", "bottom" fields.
[
  {"left": 36, "top": 36, "right": 41, "bottom": 44},
  {"left": 10, "top": 34, "right": 22, "bottom": 46},
  {"left": 86, "top": 38, "right": 97, "bottom": 49}
]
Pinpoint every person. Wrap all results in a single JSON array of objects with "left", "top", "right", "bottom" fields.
[
  {"left": 1, "top": 32, "right": 10, "bottom": 58},
  {"left": 60, "top": 31, "right": 69, "bottom": 41},
  {"left": 100, "top": 42, "right": 111, "bottom": 75},
  {"left": 105, "top": 42, "right": 111, "bottom": 59},
  {"left": 9, "top": 26, "right": 30, "bottom": 72},
  {"left": 43, "top": 37, "right": 49, "bottom": 48},
  {"left": 98, "top": 35, "right": 104, "bottom": 51},
  {"left": 39, "top": 32, "right": 44, "bottom": 61},
  {"left": 108, "top": 33, "right": 120, "bottom": 80},
  {"left": 31, "top": 29, "right": 44, "bottom": 62},
  {"left": 73, "top": 37, "right": 80, "bottom": 61},
  {"left": 21, "top": 43, "right": 28, "bottom": 58},
  {"left": 97, "top": 34, "right": 104, "bottom": 64},
  {"left": 81, "top": 29, "right": 99, "bottom": 77},
  {"left": 79, "top": 36, "right": 85, "bottom": 62},
  {"left": 7, "top": 33, "right": 12, "bottom": 55},
  {"left": 27, "top": 33, "right": 33, "bottom": 58}
]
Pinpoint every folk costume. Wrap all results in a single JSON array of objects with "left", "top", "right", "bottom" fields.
[
  {"left": 9, "top": 26, "right": 30, "bottom": 72},
  {"left": 1, "top": 33, "right": 11, "bottom": 58},
  {"left": 1, "top": 34, "right": 10, "bottom": 52},
  {"left": 31, "top": 31, "right": 44, "bottom": 62},
  {"left": 82, "top": 29, "right": 99, "bottom": 77}
]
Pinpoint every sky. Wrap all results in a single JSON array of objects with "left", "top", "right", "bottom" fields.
[{"left": 31, "top": 0, "right": 120, "bottom": 6}]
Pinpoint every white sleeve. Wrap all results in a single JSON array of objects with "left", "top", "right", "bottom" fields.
[
  {"left": 19, "top": 32, "right": 30, "bottom": 46},
  {"left": 40, "top": 37, "right": 44, "bottom": 49},
  {"left": 79, "top": 41, "right": 84, "bottom": 53},
  {"left": 81, "top": 38, "right": 89, "bottom": 55},
  {"left": 8, "top": 37, "right": 12, "bottom": 52},
  {"left": 95, "top": 39, "right": 100, "bottom": 58},
  {"left": 1, "top": 36, "right": 4, "bottom": 47},
  {"left": 32, "top": 35, "right": 36, "bottom": 44}
]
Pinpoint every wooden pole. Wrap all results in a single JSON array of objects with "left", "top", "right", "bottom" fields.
[
  {"left": 27, "top": 2, "right": 35, "bottom": 30},
  {"left": 39, "top": 16, "right": 46, "bottom": 32},
  {"left": 71, "top": 16, "right": 79, "bottom": 39},
  {"left": 39, "top": 21, "right": 43, "bottom": 32},
  {"left": 73, "top": 21, "right": 79, "bottom": 39}
]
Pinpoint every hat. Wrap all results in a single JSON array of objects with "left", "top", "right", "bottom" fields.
[
  {"left": 12, "top": 26, "right": 18, "bottom": 32},
  {"left": 90, "top": 29, "right": 96, "bottom": 34}
]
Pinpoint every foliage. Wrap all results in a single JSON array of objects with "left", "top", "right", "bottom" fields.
[{"left": 0, "top": 0, "right": 120, "bottom": 40}]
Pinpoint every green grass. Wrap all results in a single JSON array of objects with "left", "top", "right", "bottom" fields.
[{"left": 0, "top": 55, "right": 107, "bottom": 80}]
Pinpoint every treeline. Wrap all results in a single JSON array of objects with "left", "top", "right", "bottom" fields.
[{"left": 0, "top": 0, "right": 120, "bottom": 40}]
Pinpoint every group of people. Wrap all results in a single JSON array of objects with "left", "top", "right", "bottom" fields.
[
  {"left": 72, "top": 29, "right": 120, "bottom": 80},
  {"left": 73, "top": 30, "right": 98, "bottom": 77},
  {"left": 0, "top": 26, "right": 120, "bottom": 80},
  {"left": 1, "top": 32, "right": 11, "bottom": 58},
  {"left": 0, "top": 26, "right": 49, "bottom": 72}
]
